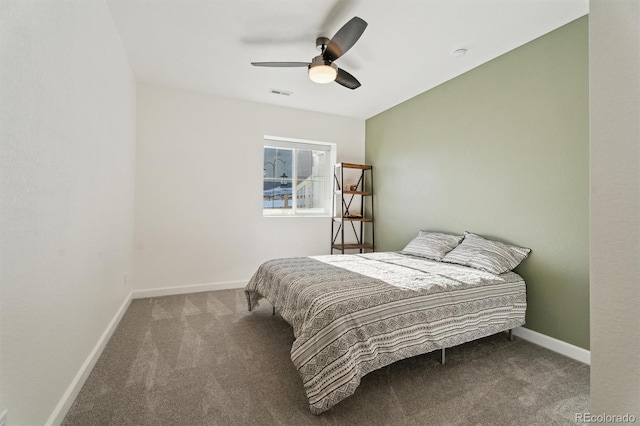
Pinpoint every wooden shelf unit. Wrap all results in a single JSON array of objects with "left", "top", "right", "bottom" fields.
[{"left": 331, "top": 163, "right": 374, "bottom": 254}]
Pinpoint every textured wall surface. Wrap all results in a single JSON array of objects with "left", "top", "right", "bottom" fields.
[
  {"left": 366, "top": 17, "right": 589, "bottom": 349},
  {"left": 589, "top": 0, "right": 640, "bottom": 417},
  {"left": 0, "top": 1, "right": 136, "bottom": 424}
]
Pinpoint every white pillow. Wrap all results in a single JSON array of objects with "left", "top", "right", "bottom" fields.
[
  {"left": 401, "top": 231, "right": 464, "bottom": 261},
  {"left": 441, "top": 232, "right": 531, "bottom": 274}
]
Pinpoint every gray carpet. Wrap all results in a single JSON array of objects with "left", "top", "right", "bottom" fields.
[{"left": 62, "top": 289, "right": 589, "bottom": 425}]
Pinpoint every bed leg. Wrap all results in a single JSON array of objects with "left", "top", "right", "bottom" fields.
[
  {"left": 440, "top": 348, "right": 446, "bottom": 364},
  {"left": 508, "top": 329, "right": 514, "bottom": 341},
  {"left": 272, "top": 306, "right": 275, "bottom": 316}
]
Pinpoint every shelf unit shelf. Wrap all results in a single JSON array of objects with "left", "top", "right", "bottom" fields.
[
  {"left": 331, "top": 243, "right": 374, "bottom": 251},
  {"left": 333, "top": 217, "right": 373, "bottom": 222},
  {"left": 336, "top": 190, "right": 373, "bottom": 196},
  {"left": 339, "top": 163, "right": 372, "bottom": 170},
  {"left": 331, "top": 163, "right": 374, "bottom": 254}
]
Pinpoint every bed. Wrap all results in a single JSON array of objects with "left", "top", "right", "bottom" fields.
[{"left": 245, "top": 232, "right": 529, "bottom": 414}]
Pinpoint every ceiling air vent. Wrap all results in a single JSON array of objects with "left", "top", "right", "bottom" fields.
[{"left": 269, "top": 88, "right": 292, "bottom": 96}]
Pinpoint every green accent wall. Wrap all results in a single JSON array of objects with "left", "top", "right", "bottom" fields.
[{"left": 365, "top": 17, "right": 589, "bottom": 349}]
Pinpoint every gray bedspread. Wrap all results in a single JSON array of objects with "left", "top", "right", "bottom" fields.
[{"left": 245, "top": 252, "right": 526, "bottom": 414}]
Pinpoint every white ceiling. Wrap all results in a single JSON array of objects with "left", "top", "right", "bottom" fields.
[{"left": 107, "top": 0, "right": 588, "bottom": 120}]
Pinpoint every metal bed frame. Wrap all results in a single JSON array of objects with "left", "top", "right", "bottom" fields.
[{"left": 270, "top": 305, "right": 515, "bottom": 365}]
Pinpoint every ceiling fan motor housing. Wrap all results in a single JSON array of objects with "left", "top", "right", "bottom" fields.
[{"left": 309, "top": 55, "right": 336, "bottom": 69}]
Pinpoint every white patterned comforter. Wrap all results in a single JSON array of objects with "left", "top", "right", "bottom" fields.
[{"left": 245, "top": 252, "right": 526, "bottom": 414}]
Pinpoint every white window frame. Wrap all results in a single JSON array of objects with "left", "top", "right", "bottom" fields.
[{"left": 263, "top": 135, "right": 336, "bottom": 217}]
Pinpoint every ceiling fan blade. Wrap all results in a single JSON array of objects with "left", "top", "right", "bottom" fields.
[
  {"left": 251, "top": 62, "right": 310, "bottom": 67},
  {"left": 335, "top": 68, "right": 361, "bottom": 89},
  {"left": 323, "top": 17, "right": 367, "bottom": 62}
]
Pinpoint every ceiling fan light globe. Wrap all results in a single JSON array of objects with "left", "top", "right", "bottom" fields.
[
  {"left": 309, "top": 65, "right": 337, "bottom": 84},
  {"left": 308, "top": 56, "right": 338, "bottom": 84}
]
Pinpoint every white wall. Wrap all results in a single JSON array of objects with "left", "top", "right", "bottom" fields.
[
  {"left": 589, "top": 0, "right": 640, "bottom": 417},
  {"left": 0, "top": 1, "right": 136, "bottom": 424},
  {"left": 134, "top": 83, "right": 364, "bottom": 292}
]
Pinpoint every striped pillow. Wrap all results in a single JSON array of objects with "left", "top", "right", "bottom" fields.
[
  {"left": 441, "top": 232, "right": 531, "bottom": 274},
  {"left": 401, "top": 231, "right": 464, "bottom": 261}
]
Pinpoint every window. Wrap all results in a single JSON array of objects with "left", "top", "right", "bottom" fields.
[{"left": 263, "top": 136, "right": 335, "bottom": 216}]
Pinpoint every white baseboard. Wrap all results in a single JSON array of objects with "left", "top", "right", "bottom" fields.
[
  {"left": 512, "top": 326, "right": 590, "bottom": 365},
  {"left": 47, "top": 291, "right": 133, "bottom": 426},
  {"left": 131, "top": 279, "right": 248, "bottom": 299}
]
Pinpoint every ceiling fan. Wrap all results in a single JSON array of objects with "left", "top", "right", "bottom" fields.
[{"left": 250, "top": 16, "right": 367, "bottom": 89}]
